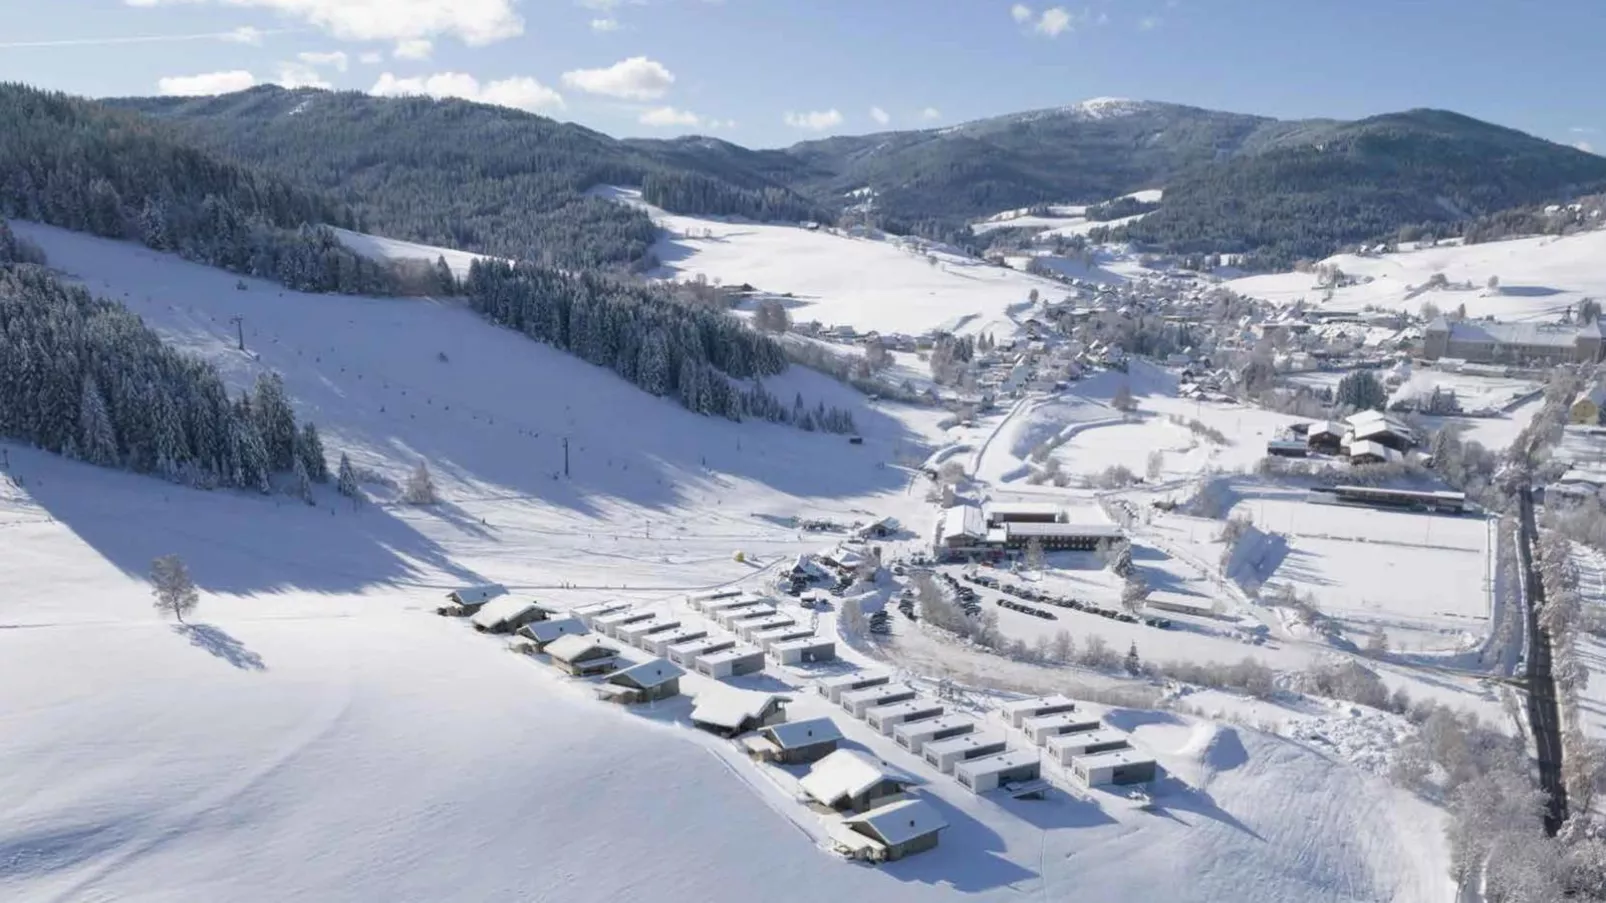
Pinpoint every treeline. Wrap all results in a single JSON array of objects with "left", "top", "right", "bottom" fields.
[
  {"left": 640, "top": 171, "right": 826, "bottom": 223},
  {"left": 0, "top": 83, "right": 412, "bottom": 295},
  {"left": 0, "top": 224, "right": 328, "bottom": 493},
  {"left": 464, "top": 260, "right": 856, "bottom": 433}
]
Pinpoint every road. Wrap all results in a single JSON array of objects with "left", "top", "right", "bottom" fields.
[{"left": 1516, "top": 484, "right": 1569, "bottom": 836}]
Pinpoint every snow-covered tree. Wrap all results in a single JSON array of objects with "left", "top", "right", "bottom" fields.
[
  {"left": 1024, "top": 537, "right": 1046, "bottom": 571},
  {"left": 336, "top": 452, "right": 361, "bottom": 500},
  {"left": 1120, "top": 574, "right": 1149, "bottom": 615},
  {"left": 78, "top": 375, "right": 119, "bottom": 467},
  {"left": 1111, "top": 382, "right": 1136, "bottom": 413},
  {"left": 150, "top": 553, "right": 199, "bottom": 623},
  {"left": 403, "top": 460, "right": 438, "bottom": 505},
  {"left": 292, "top": 456, "right": 314, "bottom": 505},
  {"left": 297, "top": 423, "right": 329, "bottom": 483},
  {"left": 1123, "top": 642, "right": 1142, "bottom": 676}
]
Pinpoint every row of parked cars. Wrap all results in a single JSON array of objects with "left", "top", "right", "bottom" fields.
[{"left": 963, "top": 572, "right": 1174, "bottom": 630}]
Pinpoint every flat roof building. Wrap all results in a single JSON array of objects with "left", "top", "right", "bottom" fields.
[
  {"left": 668, "top": 636, "right": 735, "bottom": 667},
  {"left": 955, "top": 749, "right": 1042, "bottom": 793},
  {"left": 737, "top": 613, "right": 797, "bottom": 642},
  {"left": 593, "top": 609, "right": 655, "bottom": 639},
  {"left": 715, "top": 603, "right": 778, "bottom": 629},
  {"left": 1070, "top": 746, "right": 1158, "bottom": 786},
  {"left": 894, "top": 713, "right": 976, "bottom": 754},
  {"left": 865, "top": 699, "right": 945, "bottom": 736},
  {"left": 753, "top": 625, "right": 816, "bottom": 651},
  {"left": 694, "top": 646, "right": 767, "bottom": 679},
  {"left": 1000, "top": 695, "right": 1078, "bottom": 729},
  {"left": 616, "top": 617, "right": 683, "bottom": 647},
  {"left": 771, "top": 636, "right": 836, "bottom": 666},
  {"left": 923, "top": 732, "right": 1009, "bottom": 774},
  {"left": 570, "top": 600, "right": 630, "bottom": 627},
  {"left": 841, "top": 683, "right": 919, "bottom": 719},
  {"left": 1045, "top": 729, "right": 1130, "bottom": 761},
  {"left": 984, "top": 502, "right": 1065, "bottom": 527},
  {"left": 642, "top": 626, "right": 709, "bottom": 658},
  {"left": 1001, "top": 522, "right": 1123, "bottom": 551},
  {"left": 1023, "top": 712, "right": 1102, "bottom": 746},
  {"left": 819, "top": 673, "right": 891, "bottom": 704}
]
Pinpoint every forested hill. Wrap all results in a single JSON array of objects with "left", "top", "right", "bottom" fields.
[
  {"left": 112, "top": 86, "right": 829, "bottom": 270},
  {"left": 1115, "top": 109, "right": 1606, "bottom": 267}
]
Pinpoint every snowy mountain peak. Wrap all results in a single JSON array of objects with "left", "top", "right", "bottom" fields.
[{"left": 1068, "top": 97, "right": 1152, "bottom": 120}]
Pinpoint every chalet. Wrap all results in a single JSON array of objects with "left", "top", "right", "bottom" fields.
[
  {"left": 668, "top": 636, "right": 736, "bottom": 667},
  {"left": 818, "top": 673, "right": 890, "bottom": 705},
  {"left": 438, "top": 583, "right": 508, "bottom": 616},
  {"left": 799, "top": 749, "right": 920, "bottom": 813},
  {"left": 597, "top": 658, "right": 684, "bottom": 705},
  {"left": 470, "top": 597, "right": 552, "bottom": 634},
  {"left": 829, "top": 798, "right": 948, "bottom": 863},
  {"left": 771, "top": 636, "right": 837, "bottom": 665},
  {"left": 893, "top": 713, "right": 975, "bottom": 754},
  {"left": 1071, "top": 746, "right": 1158, "bottom": 786},
  {"left": 1346, "top": 439, "right": 1401, "bottom": 466},
  {"left": 1347, "top": 409, "right": 1416, "bottom": 451},
  {"left": 841, "top": 683, "right": 918, "bottom": 719},
  {"left": 1000, "top": 694, "right": 1077, "bottom": 729},
  {"left": 513, "top": 616, "right": 587, "bottom": 652},
  {"left": 544, "top": 635, "right": 620, "bottom": 677},
  {"left": 865, "top": 698, "right": 946, "bottom": 736},
  {"left": 954, "top": 749, "right": 1042, "bottom": 794},
  {"left": 1306, "top": 421, "right": 1347, "bottom": 454},
  {"left": 1022, "top": 712, "right": 1102, "bottom": 746},
  {"left": 923, "top": 732, "right": 1009, "bottom": 774},
  {"left": 745, "top": 716, "right": 843, "bottom": 765},
  {"left": 690, "top": 689, "right": 788, "bottom": 737},
  {"left": 694, "top": 646, "right": 767, "bottom": 679}
]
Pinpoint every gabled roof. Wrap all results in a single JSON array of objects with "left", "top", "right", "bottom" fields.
[
  {"left": 544, "top": 634, "right": 616, "bottom": 662},
  {"left": 609, "top": 658, "right": 685, "bottom": 690},
  {"left": 518, "top": 616, "right": 586, "bottom": 643},
  {"left": 691, "top": 689, "right": 787, "bottom": 730},
  {"left": 765, "top": 716, "right": 843, "bottom": 750},
  {"left": 799, "top": 749, "right": 919, "bottom": 806},
  {"left": 469, "top": 596, "right": 540, "bottom": 629},
  {"left": 844, "top": 798, "right": 949, "bottom": 846}
]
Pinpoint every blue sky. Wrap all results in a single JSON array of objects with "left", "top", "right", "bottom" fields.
[{"left": 2, "top": 0, "right": 1602, "bottom": 152}]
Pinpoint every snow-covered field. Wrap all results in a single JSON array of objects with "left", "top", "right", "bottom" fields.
[
  {"left": 0, "top": 222, "right": 1459, "bottom": 901},
  {"left": 1228, "top": 230, "right": 1606, "bottom": 320},
  {"left": 332, "top": 227, "right": 498, "bottom": 279},
  {"left": 596, "top": 187, "right": 1063, "bottom": 338}
]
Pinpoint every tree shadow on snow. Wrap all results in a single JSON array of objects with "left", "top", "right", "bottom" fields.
[
  {"left": 174, "top": 622, "right": 265, "bottom": 671},
  {"left": 10, "top": 443, "right": 489, "bottom": 597}
]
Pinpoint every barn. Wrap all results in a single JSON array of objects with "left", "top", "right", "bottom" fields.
[
  {"left": 923, "top": 732, "right": 1009, "bottom": 774},
  {"left": 543, "top": 635, "right": 621, "bottom": 677},
  {"left": 597, "top": 658, "right": 684, "bottom": 705},
  {"left": 830, "top": 798, "right": 948, "bottom": 862},
  {"left": 893, "top": 713, "right": 975, "bottom": 754},
  {"left": 799, "top": 749, "right": 920, "bottom": 813},
  {"left": 690, "top": 689, "right": 788, "bottom": 737},
  {"left": 693, "top": 646, "right": 766, "bottom": 679},
  {"left": 865, "top": 699, "right": 946, "bottom": 736},
  {"left": 954, "top": 749, "right": 1042, "bottom": 793},
  {"left": 746, "top": 716, "right": 843, "bottom": 765},
  {"left": 771, "top": 636, "right": 836, "bottom": 665}
]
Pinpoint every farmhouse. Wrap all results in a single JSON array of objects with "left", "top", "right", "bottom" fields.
[
  {"left": 771, "top": 636, "right": 837, "bottom": 665},
  {"left": 746, "top": 716, "right": 843, "bottom": 765},
  {"left": 570, "top": 600, "right": 630, "bottom": 627},
  {"left": 985, "top": 502, "right": 1064, "bottom": 527},
  {"left": 799, "top": 749, "right": 920, "bottom": 813},
  {"left": 597, "top": 658, "right": 684, "bottom": 705},
  {"left": 690, "top": 689, "right": 788, "bottom": 737},
  {"left": 1023, "top": 712, "right": 1102, "bottom": 746},
  {"left": 841, "top": 683, "right": 919, "bottom": 719},
  {"left": 1306, "top": 421, "right": 1347, "bottom": 454},
  {"left": 923, "top": 732, "right": 1009, "bottom": 774},
  {"left": 668, "top": 636, "right": 735, "bottom": 667},
  {"left": 1423, "top": 316, "right": 1606, "bottom": 365},
  {"left": 830, "top": 798, "right": 949, "bottom": 863},
  {"left": 954, "top": 749, "right": 1042, "bottom": 793},
  {"left": 865, "top": 698, "right": 946, "bottom": 736},
  {"left": 894, "top": 713, "right": 976, "bottom": 754},
  {"left": 694, "top": 646, "right": 767, "bottom": 679},
  {"left": 1071, "top": 746, "right": 1158, "bottom": 786},
  {"left": 469, "top": 597, "right": 551, "bottom": 634},
  {"left": 439, "top": 583, "right": 508, "bottom": 615},
  {"left": 642, "top": 627, "right": 709, "bottom": 658},
  {"left": 1000, "top": 694, "right": 1078, "bottom": 729},
  {"left": 514, "top": 616, "right": 587, "bottom": 652},
  {"left": 593, "top": 609, "right": 656, "bottom": 639},
  {"left": 544, "top": 635, "right": 621, "bottom": 677},
  {"left": 819, "top": 672, "right": 891, "bottom": 704},
  {"left": 1001, "top": 522, "right": 1123, "bottom": 551},
  {"left": 1346, "top": 439, "right": 1401, "bottom": 466}
]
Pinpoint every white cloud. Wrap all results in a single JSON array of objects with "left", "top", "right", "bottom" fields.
[
  {"left": 1011, "top": 3, "right": 1033, "bottom": 23},
  {"left": 393, "top": 38, "right": 432, "bottom": 59},
  {"left": 639, "top": 106, "right": 700, "bottom": 127},
  {"left": 560, "top": 56, "right": 674, "bottom": 100},
  {"left": 274, "top": 61, "right": 332, "bottom": 89},
  {"left": 122, "top": 0, "right": 523, "bottom": 46},
  {"left": 869, "top": 106, "right": 889, "bottom": 126},
  {"left": 223, "top": 26, "right": 267, "bottom": 45},
  {"left": 359, "top": 50, "right": 383, "bottom": 64},
  {"left": 1036, "top": 7, "right": 1073, "bottom": 36},
  {"left": 370, "top": 71, "right": 565, "bottom": 112},
  {"left": 590, "top": 17, "right": 619, "bottom": 31},
  {"left": 0, "top": 26, "right": 283, "bottom": 49},
  {"left": 298, "top": 50, "right": 349, "bottom": 71},
  {"left": 1572, "top": 126, "right": 1600, "bottom": 135},
  {"left": 919, "top": 107, "right": 941, "bottom": 121},
  {"left": 157, "top": 70, "right": 258, "bottom": 96},
  {"left": 1138, "top": 15, "right": 1161, "bottom": 30},
  {"left": 783, "top": 109, "right": 843, "bottom": 131}
]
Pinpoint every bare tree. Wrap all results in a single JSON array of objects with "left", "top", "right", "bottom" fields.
[
  {"left": 1024, "top": 537, "right": 1046, "bottom": 571},
  {"left": 150, "top": 554, "right": 199, "bottom": 623},
  {"left": 403, "top": 460, "right": 439, "bottom": 505},
  {"left": 1145, "top": 449, "right": 1164, "bottom": 480},
  {"left": 1111, "top": 382, "right": 1136, "bottom": 413}
]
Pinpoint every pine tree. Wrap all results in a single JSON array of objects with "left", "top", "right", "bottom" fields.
[
  {"left": 1124, "top": 642, "right": 1142, "bottom": 676},
  {"left": 252, "top": 372, "right": 298, "bottom": 471},
  {"left": 292, "top": 456, "right": 314, "bottom": 505},
  {"left": 337, "top": 452, "right": 361, "bottom": 499},
  {"left": 298, "top": 422, "right": 329, "bottom": 482},
  {"left": 78, "top": 375, "right": 119, "bottom": 467}
]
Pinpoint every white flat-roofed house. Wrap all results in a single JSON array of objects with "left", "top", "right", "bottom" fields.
[
  {"left": 864, "top": 699, "right": 945, "bottom": 736},
  {"left": 922, "top": 732, "right": 1009, "bottom": 774},
  {"left": 893, "top": 713, "right": 975, "bottom": 754},
  {"left": 694, "top": 645, "right": 766, "bottom": 679},
  {"left": 716, "top": 603, "right": 778, "bottom": 630},
  {"left": 690, "top": 689, "right": 788, "bottom": 738},
  {"left": 737, "top": 613, "right": 796, "bottom": 642},
  {"left": 1022, "top": 712, "right": 1102, "bottom": 746},
  {"left": 616, "top": 617, "right": 683, "bottom": 648},
  {"left": 668, "top": 636, "right": 735, "bottom": 667},
  {"left": 643, "top": 627, "right": 709, "bottom": 658},
  {"left": 818, "top": 673, "right": 889, "bottom": 704},
  {"left": 570, "top": 600, "right": 630, "bottom": 627},
  {"left": 770, "top": 636, "right": 836, "bottom": 665},
  {"left": 798, "top": 749, "right": 920, "bottom": 813},
  {"left": 752, "top": 625, "right": 815, "bottom": 651},
  {"left": 1000, "top": 521, "right": 1123, "bottom": 551},
  {"left": 954, "top": 749, "right": 1042, "bottom": 793},
  {"left": 983, "top": 502, "right": 1064, "bottom": 527},
  {"left": 1000, "top": 694, "right": 1077, "bottom": 729},
  {"left": 701, "top": 595, "right": 768, "bottom": 615},
  {"left": 1044, "top": 729, "right": 1130, "bottom": 762},
  {"left": 1071, "top": 746, "right": 1158, "bottom": 786},
  {"left": 841, "top": 683, "right": 918, "bottom": 719},
  {"left": 593, "top": 609, "right": 656, "bottom": 639}
]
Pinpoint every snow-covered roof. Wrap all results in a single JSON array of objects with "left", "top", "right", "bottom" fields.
[
  {"left": 984, "top": 502, "right": 1063, "bottom": 519},
  {"left": 544, "top": 634, "right": 615, "bottom": 662},
  {"left": 1348, "top": 439, "right": 1401, "bottom": 463},
  {"left": 955, "top": 749, "right": 1040, "bottom": 777},
  {"left": 765, "top": 717, "right": 843, "bottom": 750},
  {"left": 999, "top": 694, "right": 1075, "bottom": 718},
  {"left": 1022, "top": 711, "right": 1097, "bottom": 733},
  {"left": 893, "top": 713, "right": 974, "bottom": 739},
  {"left": 518, "top": 616, "right": 586, "bottom": 643},
  {"left": 1003, "top": 522, "right": 1123, "bottom": 540},
  {"left": 843, "top": 798, "right": 949, "bottom": 847},
  {"left": 818, "top": 672, "right": 889, "bottom": 692},
  {"left": 1442, "top": 319, "right": 1594, "bottom": 348},
  {"left": 866, "top": 699, "right": 944, "bottom": 722},
  {"left": 1045, "top": 728, "right": 1129, "bottom": 751},
  {"left": 1071, "top": 746, "right": 1154, "bottom": 768},
  {"left": 799, "top": 750, "right": 919, "bottom": 806},
  {"left": 450, "top": 584, "right": 507, "bottom": 605},
  {"left": 469, "top": 596, "right": 540, "bottom": 630},
  {"left": 940, "top": 505, "right": 985, "bottom": 541},
  {"left": 770, "top": 635, "right": 831, "bottom": 653},
  {"left": 691, "top": 689, "right": 786, "bottom": 730},
  {"left": 699, "top": 645, "right": 764, "bottom": 665},
  {"left": 924, "top": 732, "right": 1008, "bottom": 758},
  {"left": 608, "top": 658, "right": 684, "bottom": 690}
]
